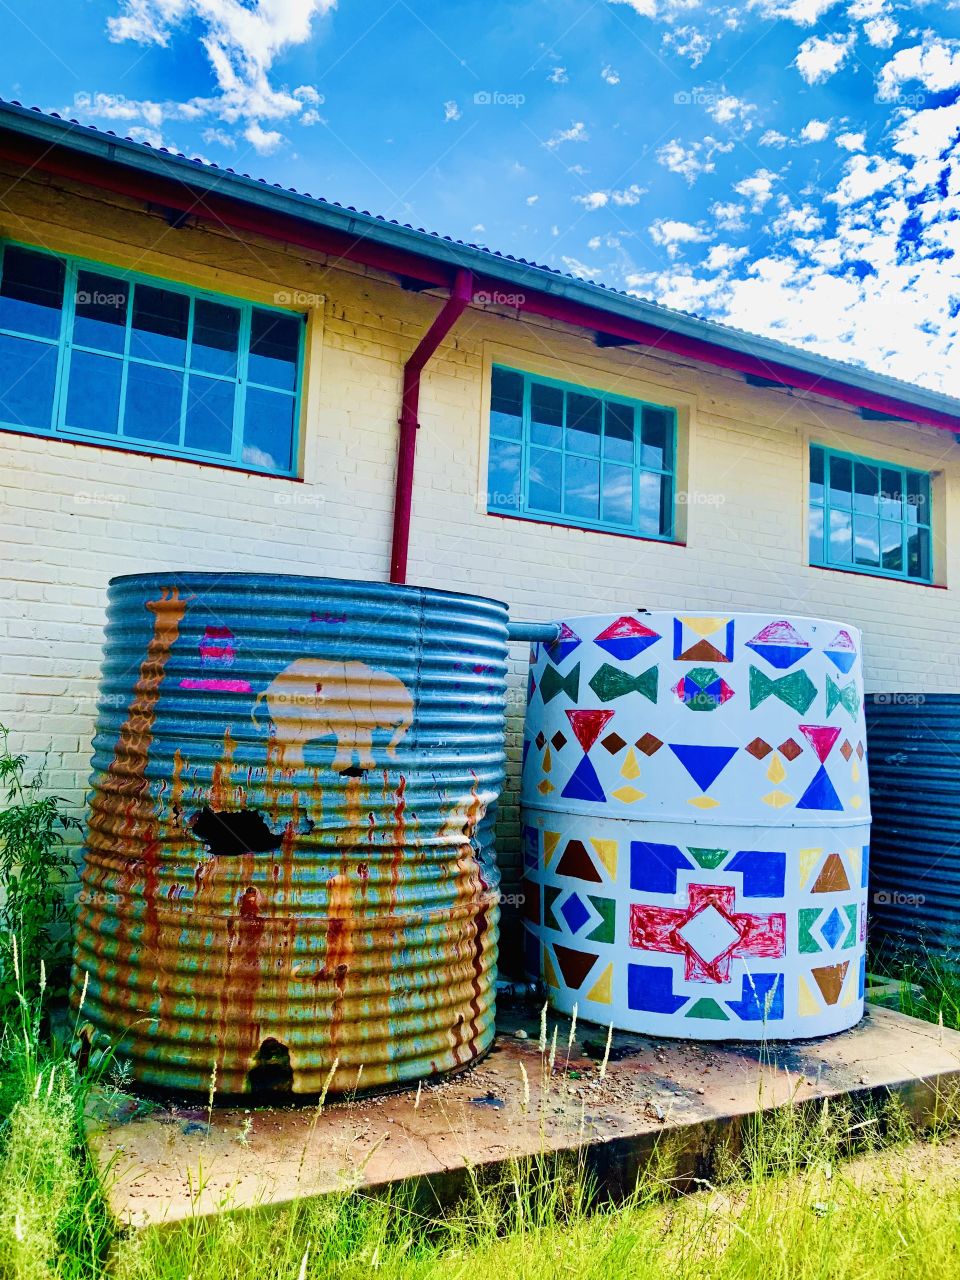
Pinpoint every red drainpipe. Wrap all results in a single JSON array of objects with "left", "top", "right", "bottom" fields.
[{"left": 390, "top": 268, "right": 474, "bottom": 584}]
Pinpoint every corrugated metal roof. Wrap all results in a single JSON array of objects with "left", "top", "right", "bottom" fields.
[{"left": 1, "top": 97, "right": 959, "bottom": 427}]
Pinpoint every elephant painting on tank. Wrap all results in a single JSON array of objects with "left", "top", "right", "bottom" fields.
[{"left": 252, "top": 658, "right": 415, "bottom": 771}]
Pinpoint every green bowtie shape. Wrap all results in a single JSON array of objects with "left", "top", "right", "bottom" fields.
[
  {"left": 589, "top": 663, "right": 659, "bottom": 704},
  {"left": 749, "top": 665, "right": 816, "bottom": 714},
  {"left": 540, "top": 662, "right": 581, "bottom": 704},
  {"left": 826, "top": 676, "right": 861, "bottom": 720}
]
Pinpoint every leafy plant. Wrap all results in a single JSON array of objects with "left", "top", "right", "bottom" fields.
[{"left": 0, "top": 724, "right": 81, "bottom": 1003}]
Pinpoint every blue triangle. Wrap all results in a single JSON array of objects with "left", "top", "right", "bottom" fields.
[
  {"left": 825, "top": 649, "right": 856, "bottom": 674},
  {"left": 669, "top": 743, "right": 738, "bottom": 792},
  {"left": 522, "top": 738, "right": 531, "bottom": 772},
  {"left": 746, "top": 642, "right": 810, "bottom": 670},
  {"left": 561, "top": 753, "right": 606, "bottom": 803},
  {"left": 796, "top": 764, "right": 844, "bottom": 811},
  {"left": 596, "top": 635, "right": 659, "bottom": 661},
  {"left": 726, "top": 973, "right": 783, "bottom": 1022}
]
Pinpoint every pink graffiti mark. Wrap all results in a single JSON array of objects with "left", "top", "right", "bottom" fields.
[
  {"left": 200, "top": 626, "right": 237, "bottom": 667},
  {"left": 180, "top": 678, "right": 253, "bottom": 693}
]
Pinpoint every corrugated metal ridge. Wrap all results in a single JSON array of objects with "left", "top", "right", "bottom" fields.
[{"left": 2, "top": 97, "right": 959, "bottom": 429}]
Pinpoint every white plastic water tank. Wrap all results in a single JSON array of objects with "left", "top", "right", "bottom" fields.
[{"left": 520, "top": 611, "right": 869, "bottom": 1040}]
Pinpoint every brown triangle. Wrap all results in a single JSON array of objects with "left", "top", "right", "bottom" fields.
[
  {"left": 812, "top": 852, "right": 851, "bottom": 894},
  {"left": 678, "top": 639, "right": 728, "bottom": 662},
  {"left": 556, "top": 839, "right": 603, "bottom": 883},
  {"left": 553, "top": 944, "right": 599, "bottom": 990},
  {"left": 812, "top": 961, "right": 849, "bottom": 1006}
]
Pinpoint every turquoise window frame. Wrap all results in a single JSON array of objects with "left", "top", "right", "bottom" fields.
[
  {"left": 0, "top": 238, "right": 306, "bottom": 477},
  {"left": 487, "top": 364, "right": 677, "bottom": 540},
  {"left": 809, "top": 443, "right": 933, "bottom": 583}
]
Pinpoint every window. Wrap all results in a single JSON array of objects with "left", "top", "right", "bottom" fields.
[
  {"left": 809, "top": 444, "right": 932, "bottom": 583},
  {"left": 0, "top": 241, "right": 304, "bottom": 475},
  {"left": 488, "top": 366, "right": 676, "bottom": 539}
]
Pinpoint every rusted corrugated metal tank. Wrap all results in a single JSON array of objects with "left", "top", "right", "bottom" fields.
[
  {"left": 71, "top": 573, "right": 508, "bottom": 1096},
  {"left": 866, "top": 693, "right": 960, "bottom": 966}
]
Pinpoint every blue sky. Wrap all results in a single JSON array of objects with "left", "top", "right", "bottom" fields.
[{"left": 5, "top": 0, "right": 960, "bottom": 392}]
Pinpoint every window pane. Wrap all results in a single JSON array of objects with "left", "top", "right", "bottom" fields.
[
  {"left": 854, "top": 462, "right": 879, "bottom": 516},
  {"left": 604, "top": 401, "right": 634, "bottom": 463},
  {"left": 879, "top": 467, "right": 903, "bottom": 520},
  {"left": 641, "top": 407, "right": 672, "bottom": 471},
  {"left": 854, "top": 515, "right": 880, "bottom": 568},
  {"left": 907, "top": 472, "right": 930, "bottom": 526},
  {"left": 828, "top": 455, "right": 853, "bottom": 508},
  {"left": 490, "top": 368, "right": 523, "bottom": 440},
  {"left": 564, "top": 455, "right": 600, "bottom": 521},
  {"left": 0, "top": 246, "right": 65, "bottom": 339},
  {"left": 73, "top": 271, "right": 128, "bottom": 353},
  {"left": 829, "top": 508, "right": 853, "bottom": 563},
  {"left": 907, "top": 526, "right": 931, "bottom": 581},
  {"left": 124, "top": 362, "right": 183, "bottom": 445},
  {"left": 191, "top": 300, "right": 240, "bottom": 377},
  {"left": 488, "top": 437, "right": 521, "bottom": 511},
  {"left": 242, "top": 386, "right": 296, "bottom": 472},
  {"left": 528, "top": 446, "right": 562, "bottom": 513},
  {"left": 530, "top": 382, "right": 563, "bottom": 447},
  {"left": 130, "top": 284, "right": 189, "bottom": 365},
  {"left": 184, "top": 375, "right": 235, "bottom": 456},
  {"left": 880, "top": 520, "right": 904, "bottom": 574},
  {"left": 809, "top": 504, "right": 824, "bottom": 564},
  {"left": 0, "top": 333, "right": 58, "bottom": 429},
  {"left": 602, "top": 464, "right": 633, "bottom": 525},
  {"left": 64, "top": 350, "right": 122, "bottom": 435},
  {"left": 638, "top": 471, "right": 666, "bottom": 537},
  {"left": 249, "top": 310, "right": 300, "bottom": 390},
  {"left": 566, "top": 393, "right": 601, "bottom": 457},
  {"left": 810, "top": 447, "right": 824, "bottom": 505}
]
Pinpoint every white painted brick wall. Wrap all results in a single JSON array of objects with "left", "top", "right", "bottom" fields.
[{"left": 2, "top": 167, "right": 959, "bottom": 912}]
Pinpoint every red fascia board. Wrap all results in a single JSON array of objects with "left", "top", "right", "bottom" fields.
[{"left": 3, "top": 132, "right": 958, "bottom": 434}]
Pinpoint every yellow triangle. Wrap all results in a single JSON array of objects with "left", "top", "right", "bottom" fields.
[
  {"left": 799, "top": 847, "right": 822, "bottom": 889},
  {"left": 798, "top": 974, "right": 820, "bottom": 1017},
  {"left": 851, "top": 794, "right": 863, "bottom": 809},
  {"left": 587, "top": 963, "right": 613, "bottom": 1005},
  {"left": 543, "top": 746, "right": 552, "bottom": 773},
  {"left": 848, "top": 846, "right": 862, "bottom": 885},
  {"left": 766, "top": 752, "right": 787, "bottom": 784},
  {"left": 680, "top": 615, "right": 726, "bottom": 637},
  {"left": 544, "top": 832, "right": 561, "bottom": 865},
  {"left": 543, "top": 949, "right": 560, "bottom": 989},
  {"left": 763, "top": 790, "right": 793, "bottom": 808},
  {"left": 620, "top": 747, "right": 641, "bottom": 780},
  {"left": 841, "top": 967, "right": 858, "bottom": 1007},
  {"left": 688, "top": 795, "right": 720, "bottom": 809},
  {"left": 851, "top": 760, "right": 860, "bottom": 783},
  {"left": 537, "top": 779, "right": 555, "bottom": 795},
  {"left": 612, "top": 785, "right": 645, "bottom": 803},
  {"left": 589, "top": 838, "right": 618, "bottom": 879}
]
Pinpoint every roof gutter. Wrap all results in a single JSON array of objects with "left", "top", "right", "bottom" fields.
[
  {"left": 1, "top": 105, "right": 959, "bottom": 434},
  {"left": 391, "top": 268, "right": 473, "bottom": 585}
]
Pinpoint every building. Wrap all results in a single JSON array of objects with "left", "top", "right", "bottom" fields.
[{"left": 1, "top": 99, "right": 959, "bottom": 953}]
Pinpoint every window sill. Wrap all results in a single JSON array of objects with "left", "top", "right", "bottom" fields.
[
  {"left": 487, "top": 508, "right": 685, "bottom": 548},
  {"left": 0, "top": 423, "right": 303, "bottom": 482},
  {"left": 809, "top": 561, "right": 943, "bottom": 589}
]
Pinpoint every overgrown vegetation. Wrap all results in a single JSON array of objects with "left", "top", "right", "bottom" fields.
[{"left": 2, "top": 731, "right": 960, "bottom": 1277}]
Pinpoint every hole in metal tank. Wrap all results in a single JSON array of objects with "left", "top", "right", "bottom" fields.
[
  {"left": 246, "top": 1039, "right": 293, "bottom": 1095},
  {"left": 188, "top": 807, "right": 284, "bottom": 856}
]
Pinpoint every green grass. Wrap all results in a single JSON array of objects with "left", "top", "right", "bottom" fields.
[{"left": 3, "top": 958, "right": 960, "bottom": 1279}]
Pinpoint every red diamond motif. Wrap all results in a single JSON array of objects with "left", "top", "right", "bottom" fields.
[
  {"left": 601, "top": 732, "right": 627, "bottom": 754},
  {"left": 779, "top": 738, "right": 803, "bottom": 761},
  {"left": 746, "top": 737, "right": 772, "bottom": 760},
  {"left": 551, "top": 731, "right": 568, "bottom": 751},
  {"left": 840, "top": 739, "right": 853, "bottom": 761},
  {"left": 535, "top": 731, "right": 546, "bottom": 750},
  {"left": 636, "top": 733, "right": 663, "bottom": 756}
]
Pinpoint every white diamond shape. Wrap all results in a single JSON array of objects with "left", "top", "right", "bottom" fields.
[{"left": 678, "top": 904, "right": 741, "bottom": 964}]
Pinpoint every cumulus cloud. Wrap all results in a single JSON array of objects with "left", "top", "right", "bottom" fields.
[
  {"left": 443, "top": 100, "right": 461, "bottom": 122},
  {"left": 710, "top": 200, "right": 748, "bottom": 230},
  {"left": 749, "top": 0, "right": 843, "bottom": 23},
  {"left": 657, "top": 135, "right": 734, "bottom": 183},
  {"left": 649, "top": 218, "right": 713, "bottom": 257},
  {"left": 548, "top": 66, "right": 569, "bottom": 83},
  {"left": 876, "top": 38, "right": 960, "bottom": 100},
  {"left": 662, "top": 25, "right": 712, "bottom": 66},
  {"left": 601, "top": 64, "right": 621, "bottom": 84},
  {"left": 562, "top": 256, "right": 605, "bottom": 279},
  {"left": 800, "top": 118, "right": 831, "bottom": 143},
  {"left": 545, "top": 121, "right": 589, "bottom": 148},
  {"left": 836, "top": 129, "right": 866, "bottom": 151},
  {"left": 733, "top": 168, "right": 779, "bottom": 210},
  {"left": 706, "top": 93, "right": 757, "bottom": 128},
  {"left": 573, "top": 182, "right": 645, "bottom": 209},
  {"left": 795, "top": 32, "right": 856, "bottom": 84}
]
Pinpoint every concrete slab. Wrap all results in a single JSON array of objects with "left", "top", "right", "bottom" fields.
[{"left": 87, "top": 1004, "right": 960, "bottom": 1230}]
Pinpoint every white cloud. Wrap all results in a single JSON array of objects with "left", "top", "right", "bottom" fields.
[
  {"left": 662, "top": 26, "right": 711, "bottom": 66},
  {"left": 574, "top": 191, "right": 610, "bottom": 210},
  {"left": 771, "top": 196, "right": 825, "bottom": 236},
  {"left": 202, "top": 126, "right": 235, "bottom": 147},
  {"left": 611, "top": 183, "right": 645, "bottom": 205},
  {"left": 733, "top": 168, "right": 779, "bottom": 210},
  {"left": 601, "top": 64, "right": 621, "bottom": 85},
  {"left": 526, "top": 194, "right": 540, "bottom": 205},
  {"left": 548, "top": 66, "right": 569, "bottom": 84},
  {"left": 703, "top": 242, "right": 748, "bottom": 270},
  {"left": 836, "top": 129, "right": 866, "bottom": 151},
  {"left": 749, "top": 0, "right": 843, "bottom": 23},
  {"left": 800, "top": 118, "right": 830, "bottom": 143},
  {"left": 649, "top": 217, "right": 713, "bottom": 258},
  {"left": 891, "top": 99, "right": 960, "bottom": 160},
  {"left": 863, "top": 15, "right": 898, "bottom": 47},
  {"left": 657, "top": 135, "right": 733, "bottom": 184},
  {"left": 105, "top": 0, "right": 334, "bottom": 144},
  {"left": 706, "top": 93, "right": 756, "bottom": 128},
  {"left": 562, "top": 256, "right": 605, "bottom": 279},
  {"left": 443, "top": 100, "right": 461, "bottom": 123},
  {"left": 573, "top": 182, "right": 645, "bottom": 210},
  {"left": 760, "top": 129, "right": 789, "bottom": 147},
  {"left": 608, "top": 0, "right": 702, "bottom": 15},
  {"left": 829, "top": 152, "right": 904, "bottom": 204},
  {"left": 244, "top": 119, "right": 283, "bottom": 153},
  {"left": 877, "top": 38, "right": 960, "bottom": 99},
  {"left": 795, "top": 32, "right": 855, "bottom": 84},
  {"left": 710, "top": 200, "right": 748, "bottom": 230},
  {"left": 545, "top": 121, "right": 589, "bottom": 148}
]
